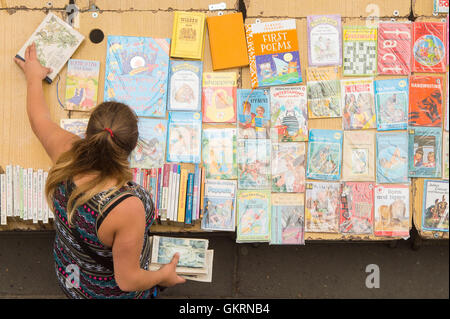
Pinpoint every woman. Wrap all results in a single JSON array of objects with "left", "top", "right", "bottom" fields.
[{"left": 14, "top": 43, "right": 185, "bottom": 299}]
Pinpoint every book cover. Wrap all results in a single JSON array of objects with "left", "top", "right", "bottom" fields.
[
  {"left": 60, "top": 118, "right": 88, "bottom": 138},
  {"left": 444, "top": 131, "right": 449, "bottom": 180},
  {"left": 185, "top": 173, "right": 194, "bottom": 225},
  {"left": 409, "top": 75, "right": 443, "bottom": 127},
  {"left": 408, "top": 126, "right": 442, "bottom": 178},
  {"left": 307, "top": 15, "right": 342, "bottom": 67},
  {"left": 340, "top": 182, "right": 374, "bottom": 234},
  {"left": 377, "top": 22, "right": 412, "bottom": 75},
  {"left": 434, "top": 0, "right": 449, "bottom": 12},
  {"left": 270, "top": 193, "right": 305, "bottom": 245},
  {"left": 177, "top": 169, "right": 188, "bottom": 223},
  {"left": 167, "top": 112, "right": 202, "bottom": 164},
  {"left": 305, "top": 182, "right": 340, "bottom": 233},
  {"left": 306, "top": 67, "right": 341, "bottom": 118},
  {"left": 237, "top": 139, "right": 271, "bottom": 189},
  {"left": 342, "top": 130, "right": 375, "bottom": 182},
  {"left": 342, "top": 26, "right": 377, "bottom": 76},
  {"left": 237, "top": 190, "right": 271, "bottom": 242},
  {"left": 65, "top": 59, "right": 100, "bottom": 111},
  {"left": 376, "top": 132, "right": 408, "bottom": 183},
  {"left": 1, "top": 174, "right": 6, "bottom": 225},
  {"left": 374, "top": 78, "right": 409, "bottom": 131},
  {"left": 33, "top": 171, "right": 37, "bottom": 224},
  {"left": 104, "top": 35, "right": 170, "bottom": 117},
  {"left": 245, "top": 19, "right": 302, "bottom": 88},
  {"left": 412, "top": 22, "right": 446, "bottom": 73},
  {"left": 19, "top": 168, "right": 24, "bottom": 219},
  {"left": 167, "top": 164, "right": 176, "bottom": 221},
  {"left": 374, "top": 184, "right": 410, "bottom": 237},
  {"left": 341, "top": 78, "right": 376, "bottom": 130},
  {"left": 202, "top": 72, "right": 237, "bottom": 123},
  {"left": 422, "top": 180, "right": 449, "bottom": 232},
  {"left": 202, "top": 127, "right": 237, "bottom": 180},
  {"left": 272, "top": 142, "right": 306, "bottom": 193},
  {"left": 27, "top": 168, "right": 33, "bottom": 221},
  {"left": 170, "top": 11, "right": 206, "bottom": 60},
  {"left": 237, "top": 89, "right": 270, "bottom": 139},
  {"left": 38, "top": 169, "right": 43, "bottom": 221},
  {"left": 167, "top": 60, "right": 202, "bottom": 111},
  {"left": 43, "top": 171, "right": 49, "bottom": 223},
  {"left": 6, "top": 166, "right": 12, "bottom": 217},
  {"left": 13, "top": 166, "right": 19, "bottom": 217},
  {"left": 269, "top": 86, "right": 308, "bottom": 142},
  {"left": 306, "top": 129, "right": 343, "bottom": 181}
]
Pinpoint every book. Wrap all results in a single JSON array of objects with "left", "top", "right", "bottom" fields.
[
  {"left": 167, "top": 112, "right": 202, "bottom": 164},
  {"left": 237, "top": 139, "right": 271, "bottom": 189},
  {"left": 237, "top": 89, "right": 270, "bottom": 139},
  {"left": 377, "top": 22, "right": 412, "bottom": 75},
  {"left": 177, "top": 169, "right": 188, "bottom": 223},
  {"left": 444, "top": 131, "right": 449, "bottom": 180},
  {"left": 342, "top": 26, "right": 377, "bottom": 76},
  {"left": 173, "top": 166, "right": 181, "bottom": 222},
  {"left": 342, "top": 130, "right": 375, "bottom": 182},
  {"left": 434, "top": 0, "right": 449, "bottom": 13},
  {"left": 13, "top": 166, "right": 19, "bottom": 217},
  {"left": 412, "top": 22, "right": 446, "bottom": 73},
  {"left": 181, "top": 249, "right": 214, "bottom": 283},
  {"left": 307, "top": 15, "right": 342, "bottom": 67},
  {"left": 340, "top": 182, "right": 374, "bottom": 234},
  {"left": 374, "top": 78, "right": 409, "bottom": 131},
  {"left": 272, "top": 142, "right": 306, "bottom": 192},
  {"left": 409, "top": 75, "right": 443, "bottom": 127},
  {"left": 374, "top": 184, "right": 410, "bottom": 237},
  {"left": 15, "top": 13, "right": 84, "bottom": 83},
  {"left": 202, "top": 127, "right": 237, "bottom": 180},
  {"left": 192, "top": 164, "right": 200, "bottom": 223},
  {"left": 38, "top": 170, "right": 43, "bottom": 221},
  {"left": 245, "top": 19, "right": 302, "bottom": 88},
  {"left": 306, "top": 129, "right": 343, "bottom": 181},
  {"left": 202, "top": 72, "right": 237, "bottom": 123},
  {"left": 27, "top": 168, "right": 33, "bottom": 221},
  {"left": 185, "top": 173, "right": 194, "bottom": 225},
  {"left": 167, "top": 60, "right": 202, "bottom": 112},
  {"left": 408, "top": 126, "right": 442, "bottom": 178},
  {"left": 33, "top": 171, "right": 38, "bottom": 224},
  {"left": 422, "top": 180, "right": 449, "bottom": 232},
  {"left": 236, "top": 190, "right": 271, "bottom": 243},
  {"left": 170, "top": 11, "right": 206, "bottom": 60},
  {"left": 201, "top": 179, "right": 237, "bottom": 232},
  {"left": 341, "top": 78, "right": 376, "bottom": 130},
  {"left": 6, "top": 166, "right": 12, "bottom": 217},
  {"left": 306, "top": 67, "right": 341, "bottom": 118},
  {"left": 167, "top": 164, "right": 178, "bottom": 221},
  {"left": 60, "top": 118, "right": 88, "bottom": 138},
  {"left": 305, "top": 182, "right": 340, "bottom": 233},
  {"left": 376, "top": 132, "right": 409, "bottom": 183},
  {"left": 206, "top": 12, "right": 249, "bottom": 70},
  {"left": 270, "top": 193, "right": 305, "bottom": 245},
  {"left": 104, "top": 35, "right": 170, "bottom": 117},
  {"left": 43, "top": 171, "right": 49, "bottom": 224},
  {"left": 65, "top": 59, "right": 100, "bottom": 111},
  {"left": 269, "top": 86, "right": 308, "bottom": 142},
  {"left": 130, "top": 118, "right": 167, "bottom": 169},
  {"left": 200, "top": 166, "right": 206, "bottom": 220},
  {"left": 0, "top": 174, "right": 5, "bottom": 225}
]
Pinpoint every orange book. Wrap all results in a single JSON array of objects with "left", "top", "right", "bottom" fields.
[{"left": 206, "top": 12, "right": 249, "bottom": 71}]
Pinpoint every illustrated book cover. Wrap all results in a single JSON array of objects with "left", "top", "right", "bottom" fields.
[
  {"left": 307, "top": 15, "right": 342, "bottom": 67},
  {"left": 342, "top": 130, "right": 375, "bottom": 182},
  {"left": 340, "top": 182, "right": 374, "bottom": 234},
  {"left": 305, "top": 182, "right": 340, "bottom": 233},
  {"left": 167, "top": 60, "right": 202, "bottom": 112},
  {"left": 422, "top": 180, "right": 449, "bottom": 232},
  {"left": 202, "top": 127, "right": 237, "bottom": 180},
  {"left": 306, "top": 67, "right": 341, "bottom": 118},
  {"left": 60, "top": 118, "right": 88, "bottom": 138},
  {"left": 271, "top": 142, "right": 306, "bottom": 193},
  {"left": 376, "top": 132, "right": 409, "bottom": 184},
  {"left": 341, "top": 78, "right": 376, "bottom": 130},
  {"left": 170, "top": 11, "right": 206, "bottom": 60},
  {"left": 409, "top": 75, "right": 443, "bottom": 127},
  {"left": 65, "top": 59, "right": 100, "bottom": 111},
  {"left": 408, "top": 126, "right": 442, "bottom": 178},
  {"left": 412, "top": 21, "right": 446, "bottom": 73},
  {"left": 374, "top": 78, "right": 409, "bottom": 131},
  {"left": 270, "top": 193, "right": 305, "bottom": 245},
  {"left": 202, "top": 72, "right": 237, "bottom": 123},
  {"left": 237, "top": 89, "right": 270, "bottom": 139},
  {"left": 342, "top": 26, "right": 377, "bottom": 76},
  {"left": 236, "top": 190, "right": 271, "bottom": 243},
  {"left": 167, "top": 112, "right": 202, "bottom": 164},
  {"left": 444, "top": 131, "right": 449, "bottom": 180},
  {"left": 237, "top": 139, "right": 271, "bottom": 189},
  {"left": 377, "top": 22, "right": 412, "bottom": 75}
]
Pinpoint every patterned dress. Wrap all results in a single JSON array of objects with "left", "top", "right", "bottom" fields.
[{"left": 52, "top": 179, "right": 156, "bottom": 299}]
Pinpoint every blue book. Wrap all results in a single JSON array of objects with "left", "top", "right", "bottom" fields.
[
  {"left": 192, "top": 164, "right": 200, "bottom": 222},
  {"left": 408, "top": 127, "right": 442, "bottom": 178},
  {"left": 236, "top": 89, "right": 270, "bottom": 139},
  {"left": 376, "top": 132, "right": 409, "bottom": 183},
  {"left": 374, "top": 78, "right": 409, "bottom": 131},
  {"left": 185, "top": 173, "right": 194, "bottom": 225},
  {"left": 157, "top": 168, "right": 163, "bottom": 217},
  {"left": 167, "top": 112, "right": 202, "bottom": 163},
  {"left": 167, "top": 60, "right": 202, "bottom": 111}
]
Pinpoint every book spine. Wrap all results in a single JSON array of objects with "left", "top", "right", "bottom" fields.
[
  {"left": 22, "top": 168, "right": 28, "bottom": 221},
  {"left": 32, "top": 171, "right": 38, "bottom": 224},
  {"left": 167, "top": 164, "right": 174, "bottom": 222},
  {"left": 157, "top": 167, "right": 162, "bottom": 220},
  {"left": 245, "top": 24, "right": 258, "bottom": 89},
  {"left": 6, "top": 165, "right": 13, "bottom": 217},
  {"left": 142, "top": 169, "right": 147, "bottom": 191},
  {"left": 43, "top": 171, "right": 49, "bottom": 224},
  {"left": 199, "top": 166, "right": 206, "bottom": 220},
  {"left": 192, "top": 164, "right": 199, "bottom": 223},
  {"left": 19, "top": 167, "right": 24, "bottom": 219},
  {"left": 1, "top": 174, "right": 6, "bottom": 225},
  {"left": 177, "top": 169, "right": 188, "bottom": 223},
  {"left": 160, "top": 164, "right": 169, "bottom": 223},
  {"left": 174, "top": 165, "right": 181, "bottom": 222},
  {"left": 196, "top": 165, "right": 203, "bottom": 221},
  {"left": 13, "top": 165, "right": 18, "bottom": 217},
  {"left": 38, "top": 169, "right": 43, "bottom": 222},
  {"left": 27, "top": 169, "right": 33, "bottom": 221},
  {"left": 185, "top": 173, "right": 194, "bottom": 225}
]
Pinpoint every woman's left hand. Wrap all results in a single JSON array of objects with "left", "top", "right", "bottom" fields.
[{"left": 14, "top": 42, "right": 52, "bottom": 83}]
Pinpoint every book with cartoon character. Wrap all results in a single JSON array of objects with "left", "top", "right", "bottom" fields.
[
  {"left": 307, "top": 15, "right": 342, "bottom": 67},
  {"left": 409, "top": 75, "right": 443, "bottom": 127},
  {"left": 341, "top": 79, "right": 376, "bottom": 130},
  {"left": 236, "top": 190, "right": 271, "bottom": 243},
  {"left": 202, "top": 127, "right": 237, "bottom": 180},
  {"left": 305, "top": 182, "right": 340, "bottom": 233},
  {"left": 65, "top": 59, "right": 100, "bottom": 111},
  {"left": 342, "top": 131, "right": 375, "bottom": 182},
  {"left": 237, "top": 139, "right": 271, "bottom": 189},
  {"left": 412, "top": 21, "right": 446, "bottom": 73},
  {"left": 339, "top": 182, "right": 374, "bottom": 234},
  {"left": 376, "top": 132, "right": 409, "bottom": 184},
  {"left": 422, "top": 180, "right": 449, "bottom": 232},
  {"left": 270, "top": 193, "right": 305, "bottom": 245},
  {"left": 271, "top": 142, "right": 306, "bottom": 193},
  {"left": 60, "top": 118, "right": 89, "bottom": 138},
  {"left": 167, "top": 60, "right": 202, "bottom": 111},
  {"left": 202, "top": 72, "right": 237, "bottom": 123},
  {"left": 306, "top": 67, "right": 342, "bottom": 118},
  {"left": 408, "top": 126, "right": 442, "bottom": 178},
  {"left": 374, "top": 78, "right": 409, "bottom": 131},
  {"left": 237, "top": 89, "right": 270, "bottom": 139}
]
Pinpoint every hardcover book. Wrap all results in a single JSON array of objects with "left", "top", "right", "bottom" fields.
[
  {"left": 374, "top": 78, "right": 409, "bottom": 131},
  {"left": 60, "top": 118, "right": 89, "bottom": 138},
  {"left": 342, "top": 26, "right": 377, "bottom": 76},
  {"left": 412, "top": 21, "right": 446, "bottom": 73},
  {"left": 340, "top": 182, "right": 374, "bottom": 234},
  {"left": 408, "top": 126, "right": 442, "bottom": 178},
  {"left": 408, "top": 75, "right": 443, "bottom": 127},
  {"left": 305, "top": 182, "right": 340, "bottom": 233},
  {"left": 237, "top": 139, "right": 271, "bottom": 189},
  {"left": 342, "top": 130, "right": 375, "bottom": 182},
  {"left": 167, "top": 60, "right": 202, "bottom": 112},
  {"left": 65, "top": 59, "right": 100, "bottom": 111},
  {"left": 270, "top": 193, "right": 305, "bottom": 245},
  {"left": 307, "top": 15, "right": 342, "bottom": 67},
  {"left": 377, "top": 22, "right": 412, "bottom": 75},
  {"left": 443, "top": 131, "right": 449, "bottom": 180},
  {"left": 271, "top": 142, "right": 306, "bottom": 193},
  {"left": 306, "top": 67, "right": 341, "bottom": 118},
  {"left": 422, "top": 180, "right": 449, "bottom": 232},
  {"left": 376, "top": 132, "right": 409, "bottom": 184},
  {"left": 170, "top": 11, "right": 206, "bottom": 60},
  {"left": 202, "top": 127, "right": 237, "bottom": 180},
  {"left": 237, "top": 89, "right": 270, "bottom": 139},
  {"left": 236, "top": 190, "right": 271, "bottom": 243},
  {"left": 167, "top": 112, "right": 202, "bottom": 164},
  {"left": 202, "top": 72, "right": 237, "bottom": 123},
  {"left": 341, "top": 78, "right": 376, "bottom": 130}
]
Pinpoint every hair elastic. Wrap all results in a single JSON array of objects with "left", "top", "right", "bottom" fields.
[{"left": 104, "top": 127, "right": 114, "bottom": 138}]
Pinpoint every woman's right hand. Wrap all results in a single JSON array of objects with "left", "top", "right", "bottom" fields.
[
  {"left": 158, "top": 253, "right": 187, "bottom": 287},
  {"left": 14, "top": 42, "right": 52, "bottom": 83}
]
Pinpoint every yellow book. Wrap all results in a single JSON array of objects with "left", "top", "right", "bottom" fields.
[
  {"left": 170, "top": 11, "right": 206, "bottom": 60},
  {"left": 177, "top": 168, "right": 189, "bottom": 223}
]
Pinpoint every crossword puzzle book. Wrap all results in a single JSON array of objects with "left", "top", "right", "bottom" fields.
[{"left": 343, "top": 26, "right": 377, "bottom": 76}]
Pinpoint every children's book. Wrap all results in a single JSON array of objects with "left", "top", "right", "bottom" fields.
[
  {"left": 60, "top": 118, "right": 89, "bottom": 138},
  {"left": 64, "top": 59, "right": 99, "bottom": 111},
  {"left": 236, "top": 190, "right": 271, "bottom": 243},
  {"left": 341, "top": 78, "right": 376, "bottom": 130},
  {"left": 443, "top": 131, "right": 449, "bottom": 180},
  {"left": 104, "top": 35, "right": 170, "bottom": 117},
  {"left": 245, "top": 19, "right": 302, "bottom": 88},
  {"left": 422, "top": 180, "right": 449, "bottom": 232},
  {"left": 167, "top": 112, "right": 202, "bottom": 164},
  {"left": 340, "top": 182, "right": 374, "bottom": 234},
  {"left": 434, "top": 0, "right": 449, "bottom": 13},
  {"left": 342, "top": 131, "right": 375, "bottom": 182},
  {"left": 306, "top": 67, "right": 341, "bottom": 118},
  {"left": 167, "top": 60, "right": 202, "bottom": 111},
  {"left": 376, "top": 132, "right": 409, "bottom": 184},
  {"left": 202, "top": 127, "right": 237, "bottom": 180},
  {"left": 377, "top": 22, "right": 412, "bottom": 75},
  {"left": 170, "top": 11, "right": 206, "bottom": 60},
  {"left": 307, "top": 15, "right": 342, "bottom": 67},
  {"left": 201, "top": 179, "right": 237, "bottom": 232},
  {"left": 270, "top": 193, "right": 305, "bottom": 245},
  {"left": 412, "top": 22, "right": 446, "bottom": 73},
  {"left": 305, "top": 182, "right": 340, "bottom": 233},
  {"left": 408, "top": 126, "right": 442, "bottom": 178},
  {"left": 237, "top": 89, "right": 270, "bottom": 139},
  {"left": 374, "top": 78, "right": 409, "bottom": 131},
  {"left": 409, "top": 75, "right": 443, "bottom": 127},
  {"left": 272, "top": 142, "right": 306, "bottom": 193},
  {"left": 306, "top": 129, "right": 343, "bottom": 181},
  {"left": 237, "top": 139, "right": 271, "bottom": 189},
  {"left": 374, "top": 184, "right": 410, "bottom": 237},
  {"left": 130, "top": 118, "right": 167, "bottom": 169},
  {"left": 269, "top": 86, "right": 308, "bottom": 142},
  {"left": 202, "top": 72, "right": 237, "bottom": 123},
  {"left": 342, "top": 26, "right": 377, "bottom": 76}
]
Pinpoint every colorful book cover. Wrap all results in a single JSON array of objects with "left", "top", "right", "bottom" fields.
[
  {"left": 245, "top": 19, "right": 302, "bottom": 88},
  {"left": 104, "top": 35, "right": 170, "bottom": 117},
  {"left": 434, "top": 0, "right": 449, "bottom": 13},
  {"left": 374, "top": 184, "right": 410, "bottom": 237},
  {"left": 306, "top": 67, "right": 341, "bottom": 118},
  {"left": 201, "top": 179, "right": 237, "bottom": 232},
  {"left": 409, "top": 75, "right": 443, "bottom": 127},
  {"left": 340, "top": 182, "right": 374, "bottom": 234},
  {"left": 422, "top": 180, "right": 449, "bottom": 232},
  {"left": 270, "top": 193, "right": 305, "bottom": 245},
  {"left": 185, "top": 173, "right": 194, "bottom": 225},
  {"left": 305, "top": 182, "right": 340, "bottom": 233},
  {"left": 167, "top": 112, "right": 202, "bottom": 164},
  {"left": 167, "top": 60, "right": 202, "bottom": 111},
  {"left": 202, "top": 127, "right": 237, "bottom": 180},
  {"left": 269, "top": 86, "right": 308, "bottom": 142},
  {"left": 237, "top": 89, "right": 270, "bottom": 139},
  {"left": 177, "top": 169, "right": 188, "bottom": 223},
  {"left": 444, "top": 131, "right": 449, "bottom": 180},
  {"left": 237, "top": 139, "right": 271, "bottom": 189},
  {"left": 236, "top": 190, "right": 271, "bottom": 243},
  {"left": 412, "top": 22, "right": 446, "bottom": 73},
  {"left": 60, "top": 118, "right": 88, "bottom": 138},
  {"left": 374, "top": 78, "right": 409, "bottom": 131},
  {"left": 271, "top": 142, "right": 306, "bottom": 193},
  {"left": 130, "top": 118, "right": 167, "bottom": 169},
  {"left": 307, "top": 15, "right": 342, "bottom": 67},
  {"left": 65, "top": 59, "right": 100, "bottom": 111},
  {"left": 170, "top": 11, "right": 206, "bottom": 60},
  {"left": 408, "top": 126, "right": 442, "bottom": 178},
  {"left": 202, "top": 72, "right": 237, "bottom": 123},
  {"left": 306, "top": 129, "right": 343, "bottom": 181},
  {"left": 342, "top": 130, "right": 375, "bottom": 182},
  {"left": 342, "top": 26, "right": 377, "bottom": 76},
  {"left": 376, "top": 132, "right": 409, "bottom": 184},
  {"left": 341, "top": 78, "right": 376, "bottom": 130},
  {"left": 377, "top": 22, "right": 412, "bottom": 75}
]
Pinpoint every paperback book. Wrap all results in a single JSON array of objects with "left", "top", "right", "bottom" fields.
[
  {"left": 167, "top": 112, "right": 202, "bottom": 164},
  {"left": 409, "top": 75, "right": 443, "bottom": 127},
  {"left": 236, "top": 190, "right": 271, "bottom": 243},
  {"left": 342, "top": 26, "right": 377, "bottom": 76},
  {"left": 305, "top": 182, "right": 340, "bottom": 233},
  {"left": 202, "top": 72, "right": 237, "bottom": 123},
  {"left": 170, "top": 11, "right": 206, "bottom": 60},
  {"left": 271, "top": 142, "right": 306, "bottom": 193},
  {"left": 60, "top": 118, "right": 88, "bottom": 138},
  {"left": 306, "top": 67, "right": 341, "bottom": 118},
  {"left": 342, "top": 130, "right": 375, "bottom": 182},
  {"left": 434, "top": 0, "right": 449, "bottom": 13},
  {"left": 341, "top": 78, "right": 376, "bottom": 130},
  {"left": 340, "top": 182, "right": 374, "bottom": 234},
  {"left": 270, "top": 193, "right": 305, "bottom": 245},
  {"left": 412, "top": 22, "right": 446, "bottom": 73},
  {"left": 377, "top": 22, "right": 412, "bottom": 75},
  {"left": 202, "top": 127, "right": 237, "bottom": 180},
  {"left": 444, "top": 131, "right": 449, "bottom": 180},
  {"left": 422, "top": 180, "right": 449, "bottom": 232},
  {"left": 408, "top": 126, "right": 442, "bottom": 178},
  {"left": 237, "top": 139, "right": 271, "bottom": 189},
  {"left": 374, "top": 78, "right": 409, "bottom": 131},
  {"left": 307, "top": 15, "right": 342, "bottom": 67},
  {"left": 376, "top": 132, "right": 409, "bottom": 184},
  {"left": 237, "top": 89, "right": 270, "bottom": 139},
  {"left": 167, "top": 60, "right": 202, "bottom": 111},
  {"left": 65, "top": 59, "right": 100, "bottom": 111}
]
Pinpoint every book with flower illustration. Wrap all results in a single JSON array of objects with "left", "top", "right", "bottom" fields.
[
  {"left": 167, "top": 60, "right": 202, "bottom": 112},
  {"left": 65, "top": 59, "right": 100, "bottom": 111},
  {"left": 236, "top": 190, "right": 271, "bottom": 243},
  {"left": 202, "top": 72, "right": 237, "bottom": 123}
]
